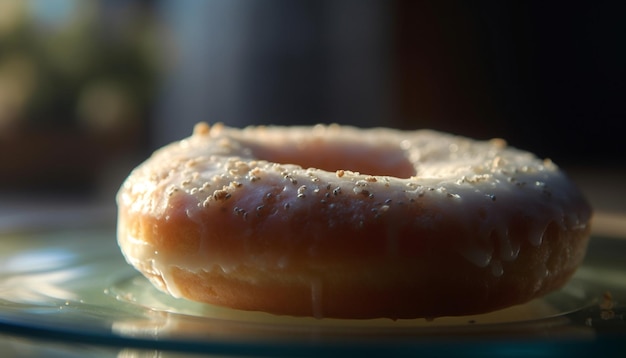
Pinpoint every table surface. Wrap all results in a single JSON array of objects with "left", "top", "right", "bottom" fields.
[{"left": 0, "top": 167, "right": 623, "bottom": 357}]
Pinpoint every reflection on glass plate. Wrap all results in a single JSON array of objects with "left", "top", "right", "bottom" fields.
[{"left": 0, "top": 213, "right": 625, "bottom": 357}]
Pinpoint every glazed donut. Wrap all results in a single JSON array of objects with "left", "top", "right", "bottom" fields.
[{"left": 117, "top": 122, "right": 592, "bottom": 319}]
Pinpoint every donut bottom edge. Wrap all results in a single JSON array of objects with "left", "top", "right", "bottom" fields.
[{"left": 131, "top": 226, "right": 591, "bottom": 320}]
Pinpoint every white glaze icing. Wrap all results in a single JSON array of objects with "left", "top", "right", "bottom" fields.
[{"left": 117, "top": 123, "right": 592, "bottom": 300}]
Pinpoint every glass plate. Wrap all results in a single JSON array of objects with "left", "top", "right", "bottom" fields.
[{"left": 0, "top": 210, "right": 624, "bottom": 357}]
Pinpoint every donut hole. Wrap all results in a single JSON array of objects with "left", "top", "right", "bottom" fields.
[{"left": 245, "top": 139, "right": 417, "bottom": 178}]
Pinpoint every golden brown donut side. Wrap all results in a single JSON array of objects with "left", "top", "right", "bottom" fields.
[{"left": 119, "top": 203, "right": 590, "bottom": 319}]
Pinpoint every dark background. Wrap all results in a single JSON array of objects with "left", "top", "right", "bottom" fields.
[
  {"left": 0, "top": 0, "right": 624, "bottom": 197},
  {"left": 393, "top": 1, "right": 625, "bottom": 167}
]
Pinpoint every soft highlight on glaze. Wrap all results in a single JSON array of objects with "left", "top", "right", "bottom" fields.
[{"left": 117, "top": 122, "right": 592, "bottom": 319}]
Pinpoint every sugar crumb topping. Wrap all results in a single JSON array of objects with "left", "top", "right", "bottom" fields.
[{"left": 119, "top": 123, "right": 592, "bottom": 279}]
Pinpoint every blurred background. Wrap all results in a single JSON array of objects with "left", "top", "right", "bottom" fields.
[{"left": 0, "top": 0, "right": 624, "bottom": 214}]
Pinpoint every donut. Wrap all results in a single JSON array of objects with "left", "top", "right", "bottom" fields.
[{"left": 116, "top": 122, "right": 592, "bottom": 319}]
